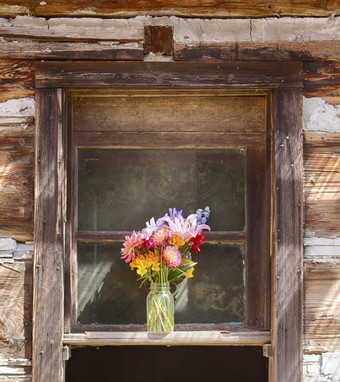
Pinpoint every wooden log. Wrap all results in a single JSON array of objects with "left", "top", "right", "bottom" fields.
[
  {"left": 304, "top": 61, "right": 340, "bottom": 99},
  {"left": 0, "top": 60, "right": 34, "bottom": 103},
  {"left": 304, "top": 136, "right": 340, "bottom": 238},
  {"left": 174, "top": 42, "right": 340, "bottom": 63},
  {"left": 0, "top": 40, "right": 143, "bottom": 61},
  {"left": 0, "top": 261, "right": 32, "bottom": 360},
  {"left": 0, "top": 21, "right": 144, "bottom": 42},
  {"left": 0, "top": 136, "right": 34, "bottom": 241},
  {"left": 304, "top": 261, "right": 340, "bottom": 351},
  {"left": 0, "top": 0, "right": 337, "bottom": 17}
]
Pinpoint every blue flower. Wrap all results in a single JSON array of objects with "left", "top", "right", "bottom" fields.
[{"left": 196, "top": 206, "right": 210, "bottom": 225}]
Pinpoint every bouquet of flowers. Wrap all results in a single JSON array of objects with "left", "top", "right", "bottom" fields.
[
  {"left": 121, "top": 207, "right": 210, "bottom": 287},
  {"left": 121, "top": 207, "right": 210, "bottom": 333}
]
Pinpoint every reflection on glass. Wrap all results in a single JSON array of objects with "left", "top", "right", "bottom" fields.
[
  {"left": 77, "top": 242, "right": 245, "bottom": 326},
  {"left": 77, "top": 149, "right": 245, "bottom": 232}
]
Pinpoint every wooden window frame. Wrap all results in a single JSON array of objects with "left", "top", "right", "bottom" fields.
[
  {"left": 33, "top": 61, "right": 303, "bottom": 382},
  {"left": 70, "top": 88, "right": 269, "bottom": 333}
]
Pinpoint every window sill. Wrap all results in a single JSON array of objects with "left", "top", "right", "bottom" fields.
[{"left": 63, "top": 330, "right": 270, "bottom": 347}]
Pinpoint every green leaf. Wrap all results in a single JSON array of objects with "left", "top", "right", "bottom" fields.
[{"left": 168, "top": 262, "right": 197, "bottom": 283}]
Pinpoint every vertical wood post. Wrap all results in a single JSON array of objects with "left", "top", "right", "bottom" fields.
[
  {"left": 272, "top": 87, "right": 303, "bottom": 382},
  {"left": 33, "top": 88, "right": 65, "bottom": 382}
]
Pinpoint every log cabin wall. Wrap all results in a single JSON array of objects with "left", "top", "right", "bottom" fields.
[{"left": 0, "top": 3, "right": 339, "bottom": 380}]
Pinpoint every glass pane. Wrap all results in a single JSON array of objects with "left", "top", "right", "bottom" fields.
[
  {"left": 175, "top": 243, "right": 245, "bottom": 324},
  {"left": 78, "top": 149, "right": 244, "bottom": 232},
  {"left": 77, "top": 242, "right": 245, "bottom": 325}
]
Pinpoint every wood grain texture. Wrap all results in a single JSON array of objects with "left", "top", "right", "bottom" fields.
[
  {"left": 0, "top": 0, "right": 338, "bottom": 17},
  {"left": 246, "top": 147, "right": 270, "bottom": 329},
  {"left": 0, "top": 40, "right": 143, "bottom": 61},
  {"left": 304, "top": 61, "right": 340, "bottom": 99},
  {"left": 304, "top": 261, "right": 340, "bottom": 351},
  {"left": 0, "top": 261, "right": 32, "bottom": 360},
  {"left": 304, "top": 134, "right": 340, "bottom": 238},
  {"left": 0, "top": 136, "right": 34, "bottom": 241},
  {"left": 72, "top": 93, "right": 266, "bottom": 133},
  {"left": 174, "top": 42, "right": 340, "bottom": 63},
  {"left": 0, "top": 60, "right": 34, "bottom": 103},
  {"left": 33, "top": 89, "right": 65, "bottom": 382},
  {"left": 35, "top": 61, "right": 303, "bottom": 89},
  {"left": 273, "top": 88, "right": 303, "bottom": 381}
]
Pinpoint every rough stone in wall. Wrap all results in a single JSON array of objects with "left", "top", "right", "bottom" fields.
[
  {"left": 303, "top": 97, "right": 340, "bottom": 133},
  {"left": 303, "top": 352, "right": 340, "bottom": 382}
]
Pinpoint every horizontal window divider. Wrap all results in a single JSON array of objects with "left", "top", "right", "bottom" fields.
[
  {"left": 75, "top": 231, "right": 247, "bottom": 242},
  {"left": 73, "top": 131, "right": 265, "bottom": 149},
  {"left": 63, "top": 330, "right": 270, "bottom": 347}
]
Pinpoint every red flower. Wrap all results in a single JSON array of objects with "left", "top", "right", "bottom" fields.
[{"left": 190, "top": 231, "right": 205, "bottom": 253}]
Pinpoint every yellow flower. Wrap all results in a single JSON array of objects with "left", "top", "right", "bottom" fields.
[
  {"left": 169, "top": 234, "right": 185, "bottom": 250},
  {"left": 147, "top": 251, "right": 160, "bottom": 272},
  {"left": 184, "top": 267, "right": 194, "bottom": 278}
]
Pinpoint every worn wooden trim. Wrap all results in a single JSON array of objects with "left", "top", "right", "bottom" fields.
[
  {"left": 246, "top": 146, "right": 270, "bottom": 330},
  {"left": 63, "top": 330, "right": 271, "bottom": 347},
  {"left": 75, "top": 231, "right": 247, "bottom": 243},
  {"left": 72, "top": 131, "right": 266, "bottom": 148},
  {"left": 272, "top": 88, "right": 303, "bottom": 382},
  {"left": 32, "top": 89, "right": 65, "bottom": 382},
  {"left": 35, "top": 61, "right": 303, "bottom": 89}
]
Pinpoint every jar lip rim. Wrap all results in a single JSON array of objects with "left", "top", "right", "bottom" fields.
[{"left": 149, "top": 281, "right": 170, "bottom": 288}]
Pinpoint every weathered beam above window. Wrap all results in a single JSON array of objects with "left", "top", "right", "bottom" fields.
[{"left": 35, "top": 61, "right": 303, "bottom": 89}]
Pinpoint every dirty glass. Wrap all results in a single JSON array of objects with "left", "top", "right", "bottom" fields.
[
  {"left": 77, "top": 149, "right": 245, "bottom": 232},
  {"left": 77, "top": 242, "right": 245, "bottom": 325}
]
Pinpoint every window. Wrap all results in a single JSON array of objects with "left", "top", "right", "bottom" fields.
[
  {"left": 33, "top": 62, "right": 303, "bottom": 382},
  {"left": 68, "top": 89, "right": 270, "bottom": 331}
]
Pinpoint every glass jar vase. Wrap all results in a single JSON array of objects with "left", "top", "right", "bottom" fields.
[{"left": 146, "top": 282, "right": 174, "bottom": 333}]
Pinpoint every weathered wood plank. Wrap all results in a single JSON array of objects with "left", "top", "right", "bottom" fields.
[
  {"left": 304, "top": 138, "right": 340, "bottom": 238},
  {"left": 174, "top": 42, "right": 340, "bottom": 63},
  {"left": 0, "top": 60, "right": 34, "bottom": 103},
  {"left": 304, "top": 132, "right": 340, "bottom": 147},
  {"left": 33, "top": 89, "right": 65, "bottom": 382},
  {"left": 35, "top": 61, "right": 303, "bottom": 89},
  {"left": 0, "top": 20, "right": 143, "bottom": 41},
  {"left": 0, "top": 261, "right": 32, "bottom": 360},
  {"left": 73, "top": 131, "right": 266, "bottom": 148},
  {"left": 0, "top": 136, "right": 34, "bottom": 241},
  {"left": 304, "top": 61, "right": 340, "bottom": 99},
  {"left": 73, "top": 93, "right": 266, "bottom": 133},
  {"left": 273, "top": 88, "right": 303, "bottom": 381},
  {"left": 75, "top": 231, "right": 247, "bottom": 242},
  {"left": 246, "top": 147, "right": 270, "bottom": 330},
  {"left": 304, "top": 260, "right": 340, "bottom": 351},
  {"left": 0, "top": 0, "right": 337, "bottom": 17},
  {"left": 0, "top": 40, "right": 143, "bottom": 61},
  {"left": 63, "top": 330, "right": 271, "bottom": 346}
]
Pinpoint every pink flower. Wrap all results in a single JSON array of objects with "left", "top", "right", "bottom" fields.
[
  {"left": 161, "top": 214, "right": 210, "bottom": 240},
  {"left": 150, "top": 227, "right": 170, "bottom": 247},
  {"left": 121, "top": 231, "right": 145, "bottom": 263},
  {"left": 162, "top": 245, "right": 182, "bottom": 268}
]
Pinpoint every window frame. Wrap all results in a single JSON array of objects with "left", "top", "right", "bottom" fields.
[
  {"left": 69, "top": 88, "right": 270, "bottom": 332},
  {"left": 33, "top": 61, "right": 303, "bottom": 382}
]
